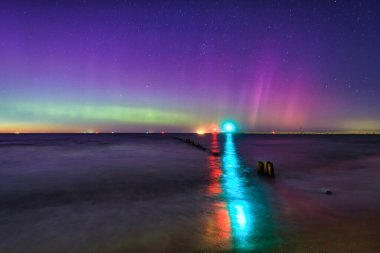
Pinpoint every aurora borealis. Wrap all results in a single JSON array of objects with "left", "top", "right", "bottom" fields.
[{"left": 1, "top": 0, "right": 379, "bottom": 133}]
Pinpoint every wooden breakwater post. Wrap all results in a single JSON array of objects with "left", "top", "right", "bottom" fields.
[
  {"left": 257, "top": 160, "right": 275, "bottom": 177},
  {"left": 175, "top": 137, "right": 208, "bottom": 152},
  {"left": 257, "top": 161, "right": 264, "bottom": 175},
  {"left": 265, "top": 161, "right": 275, "bottom": 177}
]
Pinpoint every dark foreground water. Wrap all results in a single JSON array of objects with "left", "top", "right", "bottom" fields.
[{"left": 0, "top": 134, "right": 379, "bottom": 252}]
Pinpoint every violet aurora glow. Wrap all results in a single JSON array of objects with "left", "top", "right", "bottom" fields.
[{"left": 0, "top": 1, "right": 379, "bottom": 133}]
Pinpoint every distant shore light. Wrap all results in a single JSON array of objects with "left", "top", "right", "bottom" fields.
[
  {"left": 196, "top": 129, "right": 205, "bottom": 135},
  {"left": 221, "top": 120, "right": 238, "bottom": 133}
]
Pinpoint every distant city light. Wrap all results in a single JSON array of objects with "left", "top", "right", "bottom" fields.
[{"left": 196, "top": 129, "right": 205, "bottom": 135}]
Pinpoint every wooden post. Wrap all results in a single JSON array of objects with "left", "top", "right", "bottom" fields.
[
  {"left": 265, "top": 161, "right": 275, "bottom": 177},
  {"left": 257, "top": 161, "right": 264, "bottom": 175}
]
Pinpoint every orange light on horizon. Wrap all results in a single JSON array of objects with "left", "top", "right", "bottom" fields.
[
  {"left": 196, "top": 129, "right": 205, "bottom": 135},
  {"left": 0, "top": 122, "right": 81, "bottom": 133}
]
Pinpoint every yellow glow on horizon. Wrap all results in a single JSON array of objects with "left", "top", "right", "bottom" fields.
[
  {"left": 196, "top": 129, "right": 206, "bottom": 135},
  {"left": 342, "top": 120, "right": 380, "bottom": 131},
  {"left": 0, "top": 122, "right": 83, "bottom": 133}
]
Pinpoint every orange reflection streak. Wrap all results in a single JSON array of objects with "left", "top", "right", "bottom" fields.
[
  {"left": 205, "top": 201, "right": 231, "bottom": 243},
  {"left": 205, "top": 134, "right": 231, "bottom": 247},
  {"left": 207, "top": 134, "right": 223, "bottom": 195}
]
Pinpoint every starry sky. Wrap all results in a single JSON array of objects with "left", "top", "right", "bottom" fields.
[{"left": 0, "top": 0, "right": 379, "bottom": 133}]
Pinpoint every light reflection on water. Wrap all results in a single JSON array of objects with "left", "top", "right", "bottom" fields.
[
  {"left": 207, "top": 133, "right": 279, "bottom": 251},
  {"left": 206, "top": 133, "right": 232, "bottom": 248},
  {"left": 222, "top": 134, "right": 253, "bottom": 249},
  {"left": 1, "top": 134, "right": 380, "bottom": 252}
]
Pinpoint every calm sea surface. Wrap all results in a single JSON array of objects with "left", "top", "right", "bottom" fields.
[{"left": 0, "top": 134, "right": 379, "bottom": 252}]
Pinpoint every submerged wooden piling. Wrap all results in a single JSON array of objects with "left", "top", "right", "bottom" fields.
[
  {"left": 257, "top": 160, "right": 275, "bottom": 177},
  {"left": 263, "top": 161, "right": 268, "bottom": 175},
  {"left": 257, "top": 161, "right": 264, "bottom": 175},
  {"left": 176, "top": 137, "right": 209, "bottom": 153},
  {"left": 265, "top": 161, "right": 275, "bottom": 177}
]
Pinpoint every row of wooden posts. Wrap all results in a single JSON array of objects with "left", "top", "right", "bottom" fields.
[
  {"left": 257, "top": 161, "right": 275, "bottom": 177},
  {"left": 175, "top": 137, "right": 274, "bottom": 177},
  {"left": 175, "top": 137, "right": 220, "bottom": 156}
]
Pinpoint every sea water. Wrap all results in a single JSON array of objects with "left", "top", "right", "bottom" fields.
[{"left": 0, "top": 134, "right": 379, "bottom": 252}]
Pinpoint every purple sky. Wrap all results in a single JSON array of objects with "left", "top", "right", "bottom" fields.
[{"left": 1, "top": 0, "right": 379, "bottom": 132}]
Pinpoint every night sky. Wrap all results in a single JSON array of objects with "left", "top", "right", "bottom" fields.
[{"left": 1, "top": 0, "right": 379, "bottom": 133}]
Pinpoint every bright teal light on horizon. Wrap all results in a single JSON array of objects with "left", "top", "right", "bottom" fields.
[{"left": 221, "top": 120, "right": 238, "bottom": 133}]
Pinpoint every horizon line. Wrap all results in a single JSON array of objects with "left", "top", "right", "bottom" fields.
[{"left": 1, "top": 131, "right": 380, "bottom": 135}]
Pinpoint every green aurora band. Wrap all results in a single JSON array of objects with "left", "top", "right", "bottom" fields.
[{"left": 1, "top": 102, "right": 196, "bottom": 130}]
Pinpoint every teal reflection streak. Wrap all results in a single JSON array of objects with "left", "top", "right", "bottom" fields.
[
  {"left": 221, "top": 134, "right": 253, "bottom": 249},
  {"left": 209, "top": 133, "right": 280, "bottom": 251}
]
